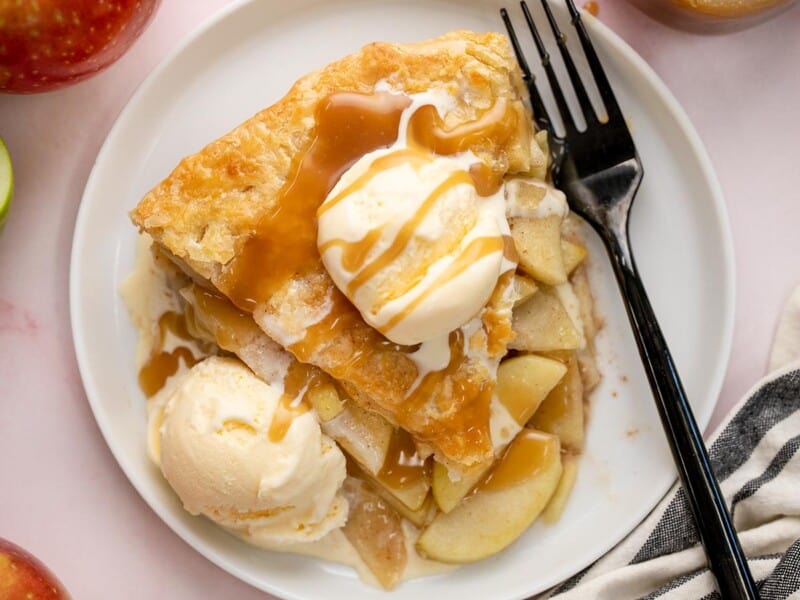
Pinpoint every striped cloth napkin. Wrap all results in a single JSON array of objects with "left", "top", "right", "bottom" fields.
[{"left": 542, "top": 286, "right": 800, "bottom": 600}]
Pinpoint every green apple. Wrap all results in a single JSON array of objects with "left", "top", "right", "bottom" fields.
[{"left": 0, "top": 137, "right": 12, "bottom": 232}]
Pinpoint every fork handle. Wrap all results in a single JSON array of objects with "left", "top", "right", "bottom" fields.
[{"left": 603, "top": 228, "right": 759, "bottom": 600}]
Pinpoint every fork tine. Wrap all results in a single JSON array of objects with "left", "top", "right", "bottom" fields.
[
  {"left": 500, "top": 8, "right": 533, "bottom": 83},
  {"left": 500, "top": 8, "right": 555, "bottom": 134},
  {"left": 520, "top": 1, "right": 577, "bottom": 134},
  {"left": 539, "top": 0, "right": 598, "bottom": 124},
  {"left": 565, "top": 0, "right": 623, "bottom": 122}
]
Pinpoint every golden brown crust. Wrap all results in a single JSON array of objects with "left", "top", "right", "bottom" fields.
[
  {"left": 131, "top": 31, "right": 533, "bottom": 467},
  {"left": 131, "top": 31, "right": 530, "bottom": 276}
]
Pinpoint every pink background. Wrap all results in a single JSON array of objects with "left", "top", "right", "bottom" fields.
[{"left": 1, "top": 1, "right": 798, "bottom": 597}]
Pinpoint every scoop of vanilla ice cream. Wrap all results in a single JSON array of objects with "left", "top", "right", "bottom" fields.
[
  {"left": 149, "top": 356, "right": 348, "bottom": 545},
  {"left": 317, "top": 149, "right": 510, "bottom": 345}
]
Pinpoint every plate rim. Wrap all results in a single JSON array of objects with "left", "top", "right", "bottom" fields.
[{"left": 69, "top": 2, "right": 735, "bottom": 598}]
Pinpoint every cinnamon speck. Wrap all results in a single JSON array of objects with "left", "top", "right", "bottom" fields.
[
  {"left": 619, "top": 374, "right": 629, "bottom": 383},
  {"left": 626, "top": 428, "right": 639, "bottom": 438}
]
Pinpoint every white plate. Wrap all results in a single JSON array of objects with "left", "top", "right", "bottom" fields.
[{"left": 70, "top": 1, "right": 735, "bottom": 598}]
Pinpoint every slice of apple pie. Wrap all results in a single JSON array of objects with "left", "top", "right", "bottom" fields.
[
  {"left": 126, "top": 30, "right": 600, "bottom": 589},
  {"left": 131, "top": 30, "right": 541, "bottom": 469}
]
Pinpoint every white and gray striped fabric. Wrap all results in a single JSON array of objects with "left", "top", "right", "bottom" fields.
[{"left": 540, "top": 286, "right": 800, "bottom": 600}]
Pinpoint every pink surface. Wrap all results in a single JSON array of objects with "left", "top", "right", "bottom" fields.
[{"left": 1, "top": 1, "right": 798, "bottom": 597}]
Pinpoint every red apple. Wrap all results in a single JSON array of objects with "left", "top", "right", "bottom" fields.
[
  {"left": 0, "top": 0, "right": 161, "bottom": 94},
  {"left": 0, "top": 538, "right": 69, "bottom": 599}
]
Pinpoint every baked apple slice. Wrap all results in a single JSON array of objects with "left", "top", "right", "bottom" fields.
[
  {"left": 561, "top": 239, "right": 587, "bottom": 275},
  {"left": 511, "top": 287, "right": 581, "bottom": 352},
  {"left": 431, "top": 460, "right": 491, "bottom": 514},
  {"left": 342, "top": 479, "right": 407, "bottom": 589},
  {"left": 496, "top": 354, "right": 568, "bottom": 425},
  {"left": 542, "top": 454, "right": 579, "bottom": 524},
  {"left": 510, "top": 216, "right": 567, "bottom": 286},
  {"left": 433, "top": 355, "right": 565, "bottom": 513},
  {"left": 417, "top": 429, "right": 562, "bottom": 563},
  {"left": 513, "top": 274, "right": 539, "bottom": 306},
  {"left": 529, "top": 355, "right": 585, "bottom": 451}
]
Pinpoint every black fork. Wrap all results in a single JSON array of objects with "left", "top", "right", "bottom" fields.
[{"left": 501, "top": 2, "right": 759, "bottom": 598}]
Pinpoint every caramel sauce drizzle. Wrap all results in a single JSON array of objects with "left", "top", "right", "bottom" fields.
[
  {"left": 478, "top": 429, "right": 556, "bottom": 492},
  {"left": 184, "top": 284, "right": 316, "bottom": 444},
  {"left": 221, "top": 92, "right": 412, "bottom": 312},
  {"left": 319, "top": 228, "right": 383, "bottom": 274},
  {"left": 469, "top": 162, "right": 507, "bottom": 197},
  {"left": 480, "top": 270, "right": 517, "bottom": 357},
  {"left": 185, "top": 285, "right": 254, "bottom": 351},
  {"left": 138, "top": 312, "right": 201, "bottom": 397},
  {"left": 347, "top": 171, "right": 474, "bottom": 299},
  {"left": 380, "top": 235, "right": 504, "bottom": 334},
  {"left": 316, "top": 99, "right": 516, "bottom": 319},
  {"left": 406, "top": 98, "right": 517, "bottom": 156},
  {"left": 268, "top": 360, "right": 314, "bottom": 443},
  {"left": 188, "top": 287, "right": 317, "bottom": 443},
  {"left": 316, "top": 148, "right": 429, "bottom": 219},
  {"left": 267, "top": 394, "right": 308, "bottom": 444},
  {"left": 320, "top": 169, "right": 474, "bottom": 299},
  {"left": 212, "top": 92, "right": 521, "bottom": 459},
  {"left": 401, "top": 328, "right": 495, "bottom": 451},
  {"left": 377, "top": 428, "right": 429, "bottom": 489}
]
